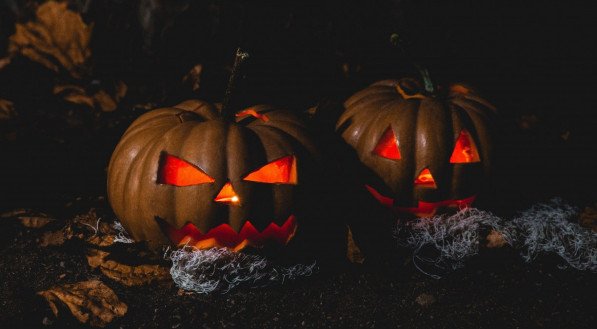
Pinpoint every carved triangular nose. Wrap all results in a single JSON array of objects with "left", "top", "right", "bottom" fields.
[
  {"left": 414, "top": 168, "right": 437, "bottom": 189},
  {"left": 214, "top": 182, "right": 240, "bottom": 205}
]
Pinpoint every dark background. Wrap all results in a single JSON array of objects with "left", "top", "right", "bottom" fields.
[{"left": 1, "top": 0, "right": 596, "bottom": 214}]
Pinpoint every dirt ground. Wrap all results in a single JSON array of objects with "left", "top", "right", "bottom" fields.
[{"left": 0, "top": 200, "right": 595, "bottom": 328}]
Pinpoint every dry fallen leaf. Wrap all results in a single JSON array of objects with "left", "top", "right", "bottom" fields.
[
  {"left": 346, "top": 226, "right": 365, "bottom": 264},
  {"left": 580, "top": 203, "right": 597, "bottom": 232},
  {"left": 53, "top": 81, "right": 127, "bottom": 112},
  {"left": 87, "top": 234, "right": 116, "bottom": 247},
  {"left": 87, "top": 249, "right": 171, "bottom": 286},
  {"left": 37, "top": 279, "right": 127, "bottom": 327},
  {"left": 39, "top": 229, "right": 71, "bottom": 247},
  {"left": 19, "top": 216, "right": 55, "bottom": 228},
  {"left": 53, "top": 84, "right": 94, "bottom": 109},
  {"left": 1, "top": 208, "right": 32, "bottom": 219},
  {"left": 183, "top": 64, "right": 203, "bottom": 92},
  {"left": 0, "top": 57, "right": 10, "bottom": 70},
  {"left": 8, "top": 1, "right": 92, "bottom": 79},
  {"left": 1, "top": 208, "right": 55, "bottom": 228},
  {"left": 486, "top": 229, "right": 508, "bottom": 248},
  {"left": 0, "top": 99, "right": 16, "bottom": 121},
  {"left": 93, "top": 90, "right": 118, "bottom": 112}
]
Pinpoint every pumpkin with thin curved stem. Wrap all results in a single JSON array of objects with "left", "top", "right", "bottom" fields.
[
  {"left": 107, "top": 100, "right": 319, "bottom": 250},
  {"left": 336, "top": 77, "right": 496, "bottom": 217}
]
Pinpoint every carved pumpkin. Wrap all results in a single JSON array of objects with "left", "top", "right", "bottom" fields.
[
  {"left": 107, "top": 100, "right": 319, "bottom": 250},
  {"left": 336, "top": 78, "right": 496, "bottom": 217}
]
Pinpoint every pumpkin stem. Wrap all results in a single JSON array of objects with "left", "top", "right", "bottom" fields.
[
  {"left": 221, "top": 48, "right": 250, "bottom": 121},
  {"left": 390, "top": 33, "right": 435, "bottom": 94}
]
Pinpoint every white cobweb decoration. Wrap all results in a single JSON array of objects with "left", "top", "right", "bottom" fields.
[
  {"left": 397, "top": 207, "right": 502, "bottom": 278},
  {"left": 398, "top": 198, "right": 597, "bottom": 278},
  {"left": 112, "top": 220, "right": 135, "bottom": 244},
  {"left": 502, "top": 198, "right": 597, "bottom": 271},
  {"left": 167, "top": 246, "right": 317, "bottom": 294}
]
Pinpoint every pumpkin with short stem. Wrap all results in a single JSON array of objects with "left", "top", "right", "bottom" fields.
[
  {"left": 107, "top": 50, "right": 320, "bottom": 251},
  {"left": 336, "top": 71, "right": 496, "bottom": 217}
]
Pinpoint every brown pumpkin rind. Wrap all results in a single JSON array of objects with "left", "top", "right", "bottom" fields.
[
  {"left": 337, "top": 78, "right": 496, "bottom": 216},
  {"left": 107, "top": 100, "right": 318, "bottom": 249}
]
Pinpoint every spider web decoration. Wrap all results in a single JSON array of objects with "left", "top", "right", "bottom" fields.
[
  {"left": 167, "top": 247, "right": 317, "bottom": 294},
  {"left": 397, "top": 198, "right": 597, "bottom": 278}
]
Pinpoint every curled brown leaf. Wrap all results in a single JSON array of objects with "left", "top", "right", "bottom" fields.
[
  {"left": 8, "top": 1, "right": 92, "bottom": 79},
  {"left": 37, "top": 279, "right": 127, "bottom": 327},
  {"left": 19, "top": 216, "right": 55, "bottom": 228},
  {"left": 87, "top": 249, "right": 171, "bottom": 286},
  {"left": 183, "top": 64, "right": 203, "bottom": 92},
  {"left": 53, "top": 84, "right": 94, "bottom": 109},
  {"left": 1, "top": 208, "right": 55, "bottom": 229},
  {"left": 346, "top": 226, "right": 365, "bottom": 264},
  {"left": 0, "top": 99, "right": 16, "bottom": 120},
  {"left": 53, "top": 81, "right": 127, "bottom": 112},
  {"left": 0, "top": 57, "right": 10, "bottom": 70},
  {"left": 39, "top": 228, "right": 72, "bottom": 247},
  {"left": 1, "top": 208, "right": 34, "bottom": 219}
]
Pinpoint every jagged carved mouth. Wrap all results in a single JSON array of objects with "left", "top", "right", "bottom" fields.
[
  {"left": 157, "top": 215, "right": 297, "bottom": 251},
  {"left": 365, "top": 185, "right": 476, "bottom": 217}
]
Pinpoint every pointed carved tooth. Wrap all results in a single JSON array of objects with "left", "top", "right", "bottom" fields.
[
  {"left": 194, "top": 238, "right": 218, "bottom": 250},
  {"left": 233, "top": 239, "right": 250, "bottom": 251},
  {"left": 178, "top": 235, "right": 194, "bottom": 246}
]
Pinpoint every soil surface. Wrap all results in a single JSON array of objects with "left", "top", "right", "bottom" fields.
[{"left": 0, "top": 200, "right": 595, "bottom": 328}]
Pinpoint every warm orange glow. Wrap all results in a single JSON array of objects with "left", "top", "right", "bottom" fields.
[
  {"left": 163, "top": 215, "right": 298, "bottom": 251},
  {"left": 450, "top": 84, "right": 470, "bottom": 95},
  {"left": 364, "top": 185, "right": 476, "bottom": 217},
  {"left": 365, "top": 184, "right": 394, "bottom": 207},
  {"left": 243, "top": 156, "right": 297, "bottom": 184},
  {"left": 414, "top": 168, "right": 437, "bottom": 189},
  {"left": 235, "top": 109, "right": 270, "bottom": 122},
  {"left": 158, "top": 154, "right": 215, "bottom": 186},
  {"left": 214, "top": 182, "right": 240, "bottom": 205},
  {"left": 373, "top": 127, "right": 401, "bottom": 160},
  {"left": 396, "top": 195, "right": 477, "bottom": 217},
  {"left": 450, "top": 130, "right": 481, "bottom": 163}
]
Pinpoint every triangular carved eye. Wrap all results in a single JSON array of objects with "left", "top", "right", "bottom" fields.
[
  {"left": 243, "top": 156, "right": 297, "bottom": 184},
  {"left": 450, "top": 130, "right": 481, "bottom": 163},
  {"left": 158, "top": 154, "right": 215, "bottom": 186},
  {"left": 373, "top": 126, "right": 401, "bottom": 160},
  {"left": 414, "top": 168, "right": 437, "bottom": 189}
]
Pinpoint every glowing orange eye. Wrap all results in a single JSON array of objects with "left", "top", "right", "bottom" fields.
[
  {"left": 450, "top": 130, "right": 481, "bottom": 163},
  {"left": 373, "top": 127, "right": 401, "bottom": 160},
  {"left": 158, "top": 154, "right": 215, "bottom": 186},
  {"left": 243, "top": 156, "right": 297, "bottom": 184}
]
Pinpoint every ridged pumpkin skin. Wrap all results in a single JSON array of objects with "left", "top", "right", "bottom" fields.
[
  {"left": 336, "top": 78, "right": 496, "bottom": 217},
  {"left": 107, "top": 100, "right": 318, "bottom": 249}
]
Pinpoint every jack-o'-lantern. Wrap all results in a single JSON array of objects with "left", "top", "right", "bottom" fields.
[
  {"left": 336, "top": 76, "right": 496, "bottom": 217},
  {"left": 107, "top": 50, "right": 319, "bottom": 251}
]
